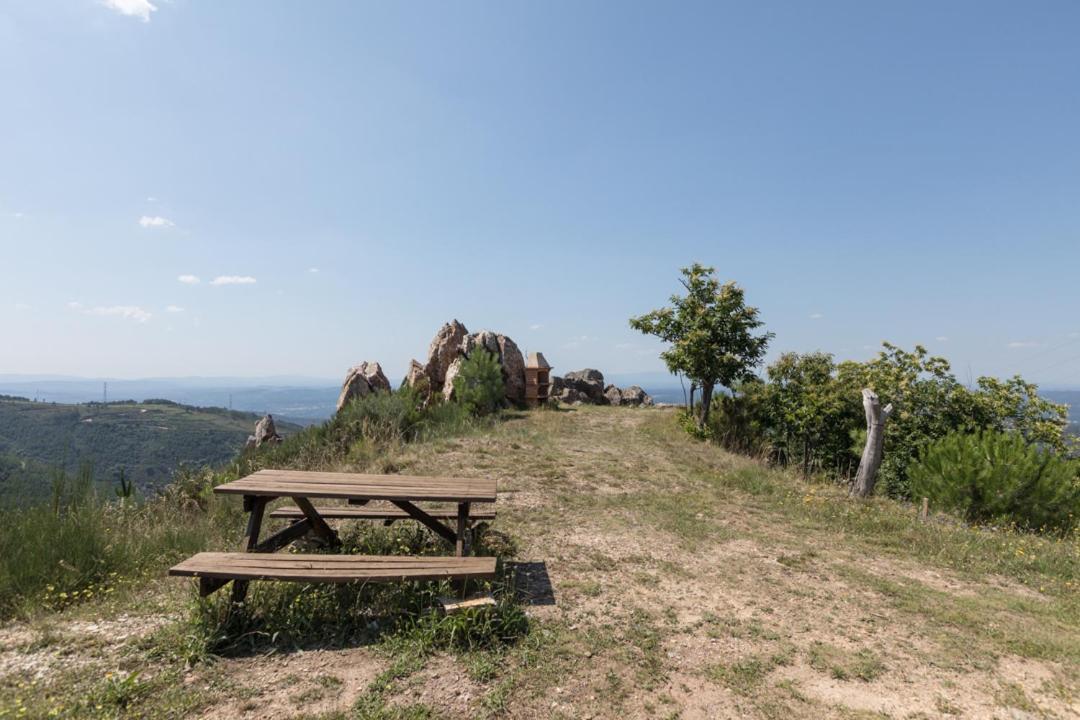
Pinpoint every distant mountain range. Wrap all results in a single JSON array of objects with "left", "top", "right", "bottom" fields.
[
  {"left": 0, "top": 376, "right": 342, "bottom": 424},
  {"left": 0, "top": 373, "right": 690, "bottom": 421},
  {"left": 0, "top": 396, "right": 301, "bottom": 506}
]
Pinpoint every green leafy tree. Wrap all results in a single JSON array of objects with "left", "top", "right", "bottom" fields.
[
  {"left": 763, "top": 352, "right": 858, "bottom": 476},
  {"left": 453, "top": 350, "right": 506, "bottom": 417},
  {"left": 630, "top": 264, "right": 773, "bottom": 429}
]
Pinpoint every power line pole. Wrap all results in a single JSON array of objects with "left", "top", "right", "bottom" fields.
[{"left": 103, "top": 381, "right": 107, "bottom": 404}]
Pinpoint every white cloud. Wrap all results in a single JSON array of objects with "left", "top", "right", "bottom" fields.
[
  {"left": 210, "top": 275, "right": 257, "bottom": 286},
  {"left": 139, "top": 215, "right": 173, "bottom": 228},
  {"left": 12, "top": 212, "right": 24, "bottom": 219},
  {"left": 1007, "top": 341, "right": 1040, "bottom": 349},
  {"left": 165, "top": 305, "right": 184, "bottom": 313},
  {"left": 177, "top": 274, "right": 200, "bottom": 284},
  {"left": 102, "top": 0, "right": 157, "bottom": 22},
  {"left": 146, "top": 196, "right": 158, "bottom": 202},
  {"left": 308, "top": 267, "right": 319, "bottom": 274},
  {"left": 69, "top": 301, "right": 151, "bottom": 323},
  {"left": 615, "top": 342, "right": 636, "bottom": 350},
  {"left": 530, "top": 324, "right": 543, "bottom": 331},
  {"left": 14, "top": 302, "right": 30, "bottom": 311},
  {"left": 809, "top": 313, "right": 824, "bottom": 319},
  {"left": 936, "top": 336, "right": 949, "bottom": 342}
]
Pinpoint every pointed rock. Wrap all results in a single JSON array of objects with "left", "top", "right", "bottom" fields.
[{"left": 336, "top": 361, "right": 390, "bottom": 412}]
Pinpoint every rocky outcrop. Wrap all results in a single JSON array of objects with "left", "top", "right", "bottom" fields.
[
  {"left": 441, "top": 357, "right": 464, "bottom": 401},
  {"left": 604, "top": 384, "right": 623, "bottom": 406},
  {"left": 402, "top": 359, "right": 428, "bottom": 390},
  {"left": 550, "top": 371, "right": 653, "bottom": 407},
  {"left": 497, "top": 335, "right": 526, "bottom": 403},
  {"left": 245, "top": 414, "right": 282, "bottom": 448},
  {"left": 553, "top": 369, "right": 607, "bottom": 404},
  {"left": 405, "top": 320, "right": 526, "bottom": 406},
  {"left": 619, "top": 385, "right": 653, "bottom": 407},
  {"left": 423, "top": 320, "right": 469, "bottom": 389},
  {"left": 336, "top": 361, "right": 391, "bottom": 412}
]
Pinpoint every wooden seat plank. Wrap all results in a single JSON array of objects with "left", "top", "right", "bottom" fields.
[
  {"left": 268, "top": 506, "right": 496, "bottom": 520},
  {"left": 170, "top": 552, "right": 496, "bottom": 584}
]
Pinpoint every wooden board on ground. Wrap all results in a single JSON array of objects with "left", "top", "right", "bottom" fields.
[{"left": 439, "top": 593, "right": 497, "bottom": 614}]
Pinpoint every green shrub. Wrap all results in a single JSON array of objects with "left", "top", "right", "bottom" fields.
[
  {"left": 453, "top": 350, "right": 505, "bottom": 416},
  {"left": 910, "top": 431, "right": 1080, "bottom": 534},
  {"left": 701, "top": 343, "right": 1069, "bottom": 499}
]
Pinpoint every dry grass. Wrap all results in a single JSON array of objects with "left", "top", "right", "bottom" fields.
[{"left": 1, "top": 406, "right": 1077, "bottom": 719}]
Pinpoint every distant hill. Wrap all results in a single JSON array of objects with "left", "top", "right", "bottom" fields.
[
  {"left": 0, "top": 376, "right": 344, "bottom": 424},
  {"left": 0, "top": 397, "right": 301, "bottom": 506}
]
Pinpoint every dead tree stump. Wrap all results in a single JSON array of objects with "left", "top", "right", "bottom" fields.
[{"left": 851, "top": 389, "right": 893, "bottom": 498}]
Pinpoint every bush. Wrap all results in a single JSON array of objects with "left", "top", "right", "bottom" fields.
[
  {"left": 452, "top": 350, "right": 505, "bottom": 416},
  {"left": 702, "top": 344, "right": 1070, "bottom": 500},
  {"left": 909, "top": 431, "right": 1080, "bottom": 534}
]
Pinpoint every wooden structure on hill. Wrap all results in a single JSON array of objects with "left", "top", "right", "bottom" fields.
[{"left": 525, "top": 352, "right": 552, "bottom": 407}]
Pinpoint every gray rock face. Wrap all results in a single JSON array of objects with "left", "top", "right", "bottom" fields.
[
  {"left": 402, "top": 359, "right": 428, "bottom": 390},
  {"left": 604, "top": 384, "right": 623, "bottom": 406},
  {"left": 442, "top": 357, "right": 464, "bottom": 401},
  {"left": 494, "top": 334, "right": 526, "bottom": 404},
  {"left": 548, "top": 373, "right": 654, "bottom": 408},
  {"left": 336, "top": 361, "right": 391, "bottom": 412},
  {"left": 424, "top": 320, "right": 469, "bottom": 388},
  {"left": 247, "top": 413, "right": 283, "bottom": 448},
  {"left": 412, "top": 320, "right": 527, "bottom": 406},
  {"left": 562, "top": 369, "right": 607, "bottom": 404},
  {"left": 619, "top": 385, "right": 653, "bottom": 407}
]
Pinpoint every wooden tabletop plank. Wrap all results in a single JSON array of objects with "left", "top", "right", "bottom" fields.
[
  {"left": 214, "top": 469, "right": 497, "bottom": 502},
  {"left": 169, "top": 552, "right": 496, "bottom": 583}
]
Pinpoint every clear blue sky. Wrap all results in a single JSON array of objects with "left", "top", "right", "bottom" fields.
[{"left": 2, "top": 1, "right": 1079, "bottom": 385}]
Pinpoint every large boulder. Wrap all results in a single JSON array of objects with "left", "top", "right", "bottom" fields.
[
  {"left": 402, "top": 359, "right": 428, "bottom": 389},
  {"left": 442, "top": 357, "right": 464, "bottom": 401},
  {"left": 619, "top": 385, "right": 653, "bottom": 407},
  {"left": 246, "top": 413, "right": 282, "bottom": 448},
  {"left": 454, "top": 330, "right": 526, "bottom": 405},
  {"left": 562, "top": 369, "right": 607, "bottom": 404},
  {"left": 336, "top": 361, "right": 391, "bottom": 412},
  {"left": 604, "top": 384, "right": 623, "bottom": 406},
  {"left": 416, "top": 321, "right": 526, "bottom": 406},
  {"left": 424, "top": 320, "right": 469, "bottom": 388},
  {"left": 497, "top": 335, "right": 526, "bottom": 404}
]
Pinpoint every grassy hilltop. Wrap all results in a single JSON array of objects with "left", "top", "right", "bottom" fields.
[
  {"left": 0, "top": 396, "right": 300, "bottom": 505},
  {"left": 0, "top": 400, "right": 1075, "bottom": 719}
]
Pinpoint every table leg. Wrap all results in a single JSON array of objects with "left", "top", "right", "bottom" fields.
[
  {"left": 456, "top": 502, "right": 470, "bottom": 557},
  {"left": 390, "top": 500, "right": 458, "bottom": 545},
  {"left": 293, "top": 496, "right": 340, "bottom": 547},
  {"left": 231, "top": 495, "right": 269, "bottom": 604}
]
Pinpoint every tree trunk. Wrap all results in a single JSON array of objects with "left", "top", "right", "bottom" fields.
[
  {"left": 851, "top": 389, "right": 893, "bottom": 497},
  {"left": 698, "top": 381, "right": 715, "bottom": 429},
  {"left": 689, "top": 383, "right": 697, "bottom": 415}
]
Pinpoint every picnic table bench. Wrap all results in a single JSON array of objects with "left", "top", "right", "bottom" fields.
[{"left": 169, "top": 469, "right": 498, "bottom": 602}]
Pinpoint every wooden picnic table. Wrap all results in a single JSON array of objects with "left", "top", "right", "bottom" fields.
[{"left": 200, "top": 469, "right": 498, "bottom": 602}]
